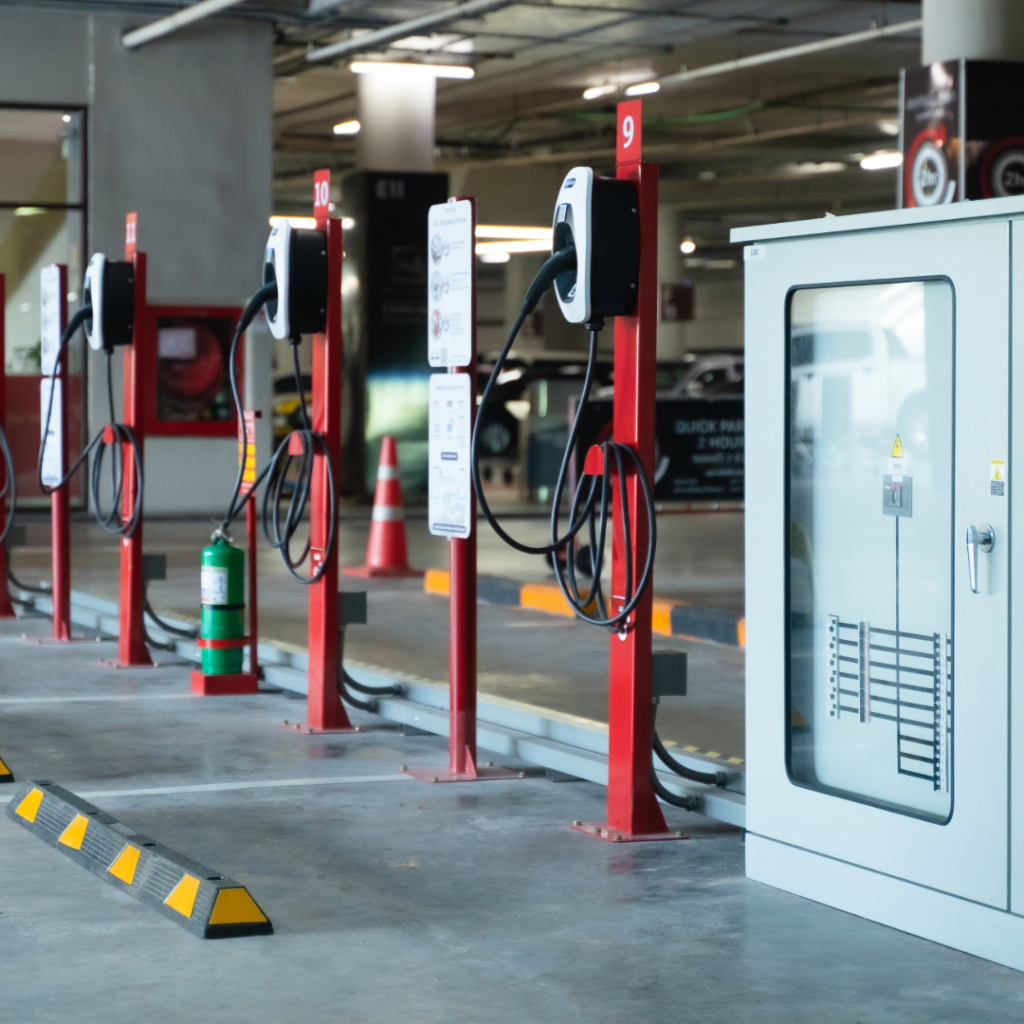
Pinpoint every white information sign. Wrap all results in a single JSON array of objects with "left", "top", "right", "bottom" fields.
[
  {"left": 428, "top": 373, "right": 472, "bottom": 538},
  {"left": 39, "top": 378, "right": 63, "bottom": 487},
  {"left": 40, "top": 265, "right": 62, "bottom": 376},
  {"left": 427, "top": 199, "right": 473, "bottom": 368}
]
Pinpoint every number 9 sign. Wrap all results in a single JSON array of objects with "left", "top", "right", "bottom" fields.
[{"left": 616, "top": 99, "right": 643, "bottom": 165}]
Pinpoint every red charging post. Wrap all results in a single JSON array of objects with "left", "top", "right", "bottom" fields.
[
  {"left": 285, "top": 169, "right": 353, "bottom": 733},
  {"left": 113, "top": 212, "right": 153, "bottom": 667},
  {"left": 0, "top": 274, "right": 16, "bottom": 620},
  {"left": 571, "top": 100, "right": 681, "bottom": 842}
]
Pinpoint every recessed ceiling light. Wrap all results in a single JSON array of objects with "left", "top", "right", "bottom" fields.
[
  {"left": 624, "top": 81, "right": 660, "bottom": 97},
  {"left": 479, "top": 251, "right": 511, "bottom": 264},
  {"left": 860, "top": 151, "right": 903, "bottom": 171},
  {"left": 349, "top": 61, "right": 474, "bottom": 79},
  {"left": 62, "top": 114, "right": 71, "bottom": 124},
  {"left": 333, "top": 120, "right": 360, "bottom": 135},
  {"left": 680, "top": 238, "right": 696, "bottom": 254},
  {"left": 582, "top": 84, "right": 617, "bottom": 101}
]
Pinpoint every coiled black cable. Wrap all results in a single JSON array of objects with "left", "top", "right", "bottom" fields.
[
  {"left": 218, "top": 282, "right": 337, "bottom": 586},
  {"left": 37, "top": 304, "right": 144, "bottom": 537},
  {"left": 471, "top": 244, "right": 657, "bottom": 632}
]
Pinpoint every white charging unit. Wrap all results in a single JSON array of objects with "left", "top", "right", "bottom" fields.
[{"left": 734, "top": 195, "right": 1024, "bottom": 971}]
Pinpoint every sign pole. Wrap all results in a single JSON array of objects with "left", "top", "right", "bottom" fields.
[{"left": 405, "top": 195, "right": 519, "bottom": 784}]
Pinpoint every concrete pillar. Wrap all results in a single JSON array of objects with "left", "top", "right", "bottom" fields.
[
  {"left": 356, "top": 71, "right": 435, "bottom": 171},
  {"left": 923, "top": 0, "right": 1024, "bottom": 63},
  {"left": 657, "top": 205, "right": 687, "bottom": 360}
]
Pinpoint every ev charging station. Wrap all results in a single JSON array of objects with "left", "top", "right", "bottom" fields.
[
  {"left": 736, "top": 194, "right": 1024, "bottom": 970},
  {"left": 37, "top": 214, "right": 151, "bottom": 664}
]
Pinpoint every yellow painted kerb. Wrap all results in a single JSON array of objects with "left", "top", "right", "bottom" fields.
[
  {"left": 15, "top": 787, "right": 43, "bottom": 823},
  {"left": 209, "top": 888, "right": 268, "bottom": 926},
  {"left": 424, "top": 568, "right": 450, "bottom": 596}
]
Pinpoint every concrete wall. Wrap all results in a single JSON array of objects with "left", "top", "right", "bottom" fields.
[{"left": 0, "top": 9, "right": 273, "bottom": 514}]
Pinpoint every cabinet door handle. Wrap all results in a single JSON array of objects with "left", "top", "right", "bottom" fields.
[{"left": 966, "top": 524, "right": 995, "bottom": 594}]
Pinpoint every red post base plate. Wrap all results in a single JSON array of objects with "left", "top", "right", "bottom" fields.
[
  {"left": 190, "top": 670, "right": 259, "bottom": 696},
  {"left": 569, "top": 821, "right": 689, "bottom": 843},
  {"left": 280, "top": 720, "right": 362, "bottom": 735},
  {"left": 401, "top": 764, "right": 525, "bottom": 783}
]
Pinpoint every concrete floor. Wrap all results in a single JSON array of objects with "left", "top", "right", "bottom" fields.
[
  {"left": 1, "top": 613, "right": 1022, "bottom": 1022},
  {"left": 8, "top": 509, "right": 746, "bottom": 759}
]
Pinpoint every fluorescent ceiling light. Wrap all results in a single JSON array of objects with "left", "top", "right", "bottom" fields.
[
  {"left": 624, "top": 81, "right": 659, "bottom": 97},
  {"left": 583, "top": 84, "right": 617, "bottom": 101},
  {"left": 860, "top": 151, "right": 903, "bottom": 171},
  {"left": 680, "top": 238, "right": 696, "bottom": 254},
  {"left": 341, "top": 217, "right": 355, "bottom": 230},
  {"left": 269, "top": 216, "right": 318, "bottom": 229},
  {"left": 62, "top": 114, "right": 71, "bottom": 124},
  {"left": 14, "top": 207, "right": 46, "bottom": 217},
  {"left": 350, "top": 61, "right": 474, "bottom": 79},
  {"left": 479, "top": 251, "right": 511, "bottom": 264},
  {"left": 333, "top": 119, "right": 360, "bottom": 135},
  {"left": 475, "top": 240, "right": 553, "bottom": 254},
  {"left": 476, "top": 225, "right": 553, "bottom": 240}
]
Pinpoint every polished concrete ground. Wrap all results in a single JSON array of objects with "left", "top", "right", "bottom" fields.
[
  {"left": 8, "top": 509, "right": 746, "bottom": 759},
  {"left": 1, "top": 613, "right": 1022, "bottom": 1022}
]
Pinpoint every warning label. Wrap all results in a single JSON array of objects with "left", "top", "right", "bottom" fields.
[{"left": 991, "top": 458, "right": 1007, "bottom": 497}]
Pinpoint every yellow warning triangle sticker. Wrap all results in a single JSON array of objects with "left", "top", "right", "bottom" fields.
[
  {"left": 58, "top": 814, "right": 89, "bottom": 851},
  {"left": 108, "top": 844, "right": 140, "bottom": 885},
  {"left": 209, "top": 888, "right": 268, "bottom": 926},
  {"left": 0, "top": 756, "right": 11, "bottom": 777},
  {"left": 891, "top": 435, "right": 904, "bottom": 458},
  {"left": 15, "top": 788, "right": 43, "bottom": 823},
  {"left": 164, "top": 874, "right": 201, "bottom": 918}
]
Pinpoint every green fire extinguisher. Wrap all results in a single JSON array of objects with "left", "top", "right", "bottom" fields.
[{"left": 200, "top": 535, "right": 244, "bottom": 675}]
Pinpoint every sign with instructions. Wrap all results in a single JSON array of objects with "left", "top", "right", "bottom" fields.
[
  {"left": 39, "top": 266, "right": 63, "bottom": 486},
  {"left": 427, "top": 199, "right": 473, "bottom": 368},
  {"left": 428, "top": 373, "right": 472, "bottom": 537}
]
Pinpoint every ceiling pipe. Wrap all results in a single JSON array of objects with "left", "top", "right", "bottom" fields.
[
  {"left": 305, "top": 0, "right": 517, "bottom": 65},
  {"left": 122, "top": 0, "right": 247, "bottom": 50},
  {"left": 657, "top": 18, "right": 923, "bottom": 90}
]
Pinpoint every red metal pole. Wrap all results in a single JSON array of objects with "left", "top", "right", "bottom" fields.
[
  {"left": 604, "top": 157, "right": 667, "bottom": 838},
  {"left": 0, "top": 275, "right": 16, "bottom": 620},
  {"left": 51, "top": 264, "right": 72, "bottom": 641},
  {"left": 115, "top": 231, "right": 152, "bottom": 667},
  {"left": 305, "top": 172, "right": 351, "bottom": 730},
  {"left": 449, "top": 197, "right": 478, "bottom": 778},
  {"left": 247, "top": 493, "right": 258, "bottom": 680}
]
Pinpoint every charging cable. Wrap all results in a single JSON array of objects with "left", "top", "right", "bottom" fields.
[
  {"left": 471, "top": 244, "right": 657, "bottom": 632},
  {"left": 219, "top": 282, "right": 337, "bottom": 586},
  {"left": 37, "top": 304, "right": 144, "bottom": 537}
]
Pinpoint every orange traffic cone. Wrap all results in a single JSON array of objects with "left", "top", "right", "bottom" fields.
[{"left": 344, "top": 436, "right": 423, "bottom": 578}]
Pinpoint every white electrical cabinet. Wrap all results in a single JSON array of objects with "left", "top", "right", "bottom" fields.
[{"left": 733, "top": 196, "right": 1024, "bottom": 971}]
